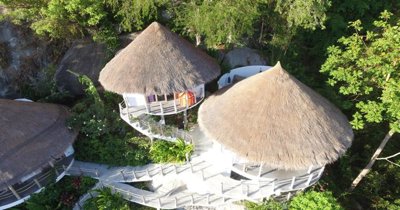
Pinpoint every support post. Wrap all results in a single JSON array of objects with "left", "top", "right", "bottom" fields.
[
  {"left": 34, "top": 179, "right": 42, "bottom": 188},
  {"left": 272, "top": 181, "right": 275, "bottom": 191},
  {"left": 287, "top": 192, "right": 292, "bottom": 201},
  {"left": 183, "top": 109, "right": 188, "bottom": 129},
  {"left": 174, "top": 197, "right": 178, "bottom": 207},
  {"left": 186, "top": 152, "right": 190, "bottom": 163},
  {"left": 159, "top": 102, "right": 164, "bottom": 115},
  {"left": 290, "top": 176, "right": 296, "bottom": 190},
  {"left": 49, "top": 161, "right": 60, "bottom": 176},
  {"left": 185, "top": 91, "right": 189, "bottom": 109},
  {"left": 173, "top": 93, "right": 178, "bottom": 113},
  {"left": 8, "top": 185, "right": 21, "bottom": 200},
  {"left": 317, "top": 166, "right": 325, "bottom": 178},
  {"left": 258, "top": 163, "right": 263, "bottom": 177},
  {"left": 120, "top": 170, "right": 126, "bottom": 181},
  {"left": 306, "top": 173, "right": 314, "bottom": 186},
  {"left": 132, "top": 170, "right": 136, "bottom": 179}
]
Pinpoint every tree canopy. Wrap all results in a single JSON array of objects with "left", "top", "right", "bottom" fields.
[{"left": 321, "top": 11, "right": 400, "bottom": 132}]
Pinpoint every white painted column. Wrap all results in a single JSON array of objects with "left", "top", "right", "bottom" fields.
[
  {"left": 8, "top": 185, "right": 21, "bottom": 200},
  {"left": 173, "top": 93, "right": 177, "bottom": 113},
  {"left": 144, "top": 95, "right": 150, "bottom": 113}
]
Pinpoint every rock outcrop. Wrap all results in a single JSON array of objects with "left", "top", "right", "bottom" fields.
[
  {"left": 221, "top": 47, "right": 267, "bottom": 69},
  {"left": 55, "top": 32, "right": 139, "bottom": 96},
  {"left": 0, "top": 21, "right": 52, "bottom": 98}
]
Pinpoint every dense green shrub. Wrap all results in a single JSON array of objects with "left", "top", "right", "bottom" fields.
[
  {"left": 69, "top": 74, "right": 151, "bottom": 166},
  {"left": 245, "top": 199, "right": 286, "bottom": 210},
  {"left": 14, "top": 176, "right": 96, "bottom": 210},
  {"left": 289, "top": 190, "right": 344, "bottom": 210},
  {"left": 150, "top": 139, "right": 193, "bottom": 163},
  {"left": 84, "top": 187, "right": 130, "bottom": 210}
]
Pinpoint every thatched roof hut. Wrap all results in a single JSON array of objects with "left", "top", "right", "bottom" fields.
[
  {"left": 0, "top": 99, "right": 77, "bottom": 189},
  {"left": 99, "top": 22, "right": 220, "bottom": 95},
  {"left": 198, "top": 62, "right": 353, "bottom": 170}
]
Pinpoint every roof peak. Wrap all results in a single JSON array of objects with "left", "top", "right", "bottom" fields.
[
  {"left": 99, "top": 22, "right": 220, "bottom": 95},
  {"left": 198, "top": 62, "right": 353, "bottom": 170}
]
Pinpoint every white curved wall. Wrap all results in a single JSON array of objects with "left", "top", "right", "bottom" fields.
[{"left": 218, "top": 65, "right": 272, "bottom": 89}]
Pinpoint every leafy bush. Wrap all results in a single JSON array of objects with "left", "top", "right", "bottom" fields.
[
  {"left": 74, "top": 135, "right": 150, "bottom": 166},
  {"left": 289, "top": 190, "right": 344, "bottom": 210},
  {"left": 84, "top": 187, "right": 130, "bottom": 210},
  {"left": 150, "top": 139, "right": 193, "bottom": 163},
  {"left": 69, "top": 73, "right": 151, "bottom": 166},
  {"left": 245, "top": 199, "right": 286, "bottom": 210},
  {"left": 16, "top": 176, "right": 96, "bottom": 210}
]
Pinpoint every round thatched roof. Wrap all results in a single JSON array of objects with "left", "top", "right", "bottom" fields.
[
  {"left": 198, "top": 62, "right": 353, "bottom": 170},
  {"left": 0, "top": 99, "right": 77, "bottom": 189},
  {"left": 99, "top": 22, "right": 221, "bottom": 95}
]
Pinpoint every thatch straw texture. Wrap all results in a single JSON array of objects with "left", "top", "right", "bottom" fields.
[
  {"left": 198, "top": 62, "right": 353, "bottom": 170},
  {"left": 99, "top": 22, "right": 220, "bottom": 95},
  {"left": 0, "top": 99, "right": 77, "bottom": 189}
]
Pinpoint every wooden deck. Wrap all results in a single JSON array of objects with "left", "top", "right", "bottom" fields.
[{"left": 123, "top": 97, "right": 203, "bottom": 117}]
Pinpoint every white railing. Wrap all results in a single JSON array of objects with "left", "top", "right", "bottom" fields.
[
  {"left": 218, "top": 65, "right": 272, "bottom": 89},
  {"left": 119, "top": 101, "right": 193, "bottom": 143}
]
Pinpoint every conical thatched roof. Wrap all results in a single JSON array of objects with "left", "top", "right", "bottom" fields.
[
  {"left": 198, "top": 62, "right": 353, "bottom": 170},
  {"left": 99, "top": 22, "right": 220, "bottom": 95},
  {"left": 0, "top": 99, "right": 77, "bottom": 189}
]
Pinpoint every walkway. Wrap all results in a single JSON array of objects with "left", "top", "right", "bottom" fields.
[{"left": 68, "top": 153, "right": 322, "bottom": 209}]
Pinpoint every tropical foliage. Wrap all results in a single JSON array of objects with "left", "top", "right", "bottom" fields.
[
  {"left": 84, "top": 187, "right": 130, "bottom": 210},
  {"left": 321, "top": 10, "right": 400, "bottom": 191},
  {"left": 150, "top": 139, "right": 193, "bottom": 163},
  {"left": 16, "top": 177, "right": 96, "bottom": 210},
  {"left": 2, "top": 0, "right": 400, "bottom": 209}
]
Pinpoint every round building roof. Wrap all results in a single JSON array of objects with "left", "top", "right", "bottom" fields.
[
  {"left": 99, "top": 22, "right": 221, "bottom": 95},
  {"left": 0, "top": 99, "right": 77, "bottom": 189},
  {"left": 198, "top": 62, "right": 354, "bottom": 170}
]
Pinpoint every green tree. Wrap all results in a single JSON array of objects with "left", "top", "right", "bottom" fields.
[
  {"left": 105, "top": 0, "right": 166, "bottom": 32},
  {"left": 175, "top": 0, "right": 260, "bottom": 47},
  {"left": 174, "top": 0, "right": 330, "bottom": 48},
  {"left": 321, "top": 11, "right": 400, "bottom": 190},
  {"left": 0, "top": 0, "right": 108, "bottom": 39}
]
